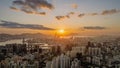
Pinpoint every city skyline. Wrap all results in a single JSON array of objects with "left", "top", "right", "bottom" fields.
[{"left": 0, "top": 0, "right": 120, "bottom": 36}]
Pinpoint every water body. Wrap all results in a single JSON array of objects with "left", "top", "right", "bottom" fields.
[{"left": 0, "top": 39, "right": 23, "bottom": 46}]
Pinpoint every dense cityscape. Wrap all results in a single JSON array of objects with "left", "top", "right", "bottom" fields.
[{"left": 0, "top": 35, "right": 120, "bottom": 68}]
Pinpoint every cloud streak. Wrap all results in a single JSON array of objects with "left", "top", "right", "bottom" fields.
[
  {"left": 55, "top": 15, "right": 70, "bottom": 20},
  {"left": 101, "top": 9, "right": 120, "bottom": 15},
  {"left": 0, "top": 20, "right": 54, "bottom": 30},
  {"left": 55, "top": 9, "right": 120, "bottom": 21},
  {"left": 83, "top": 26, "right": 106, "bottom": 30},
  {"left": 90, "top": 13, "right": 98, "bottom": 16},
  {"left": 10, "top": 6, "right": 19, "bottom": 11},
  {"left": 36, "top": 12, "right": 46, "bottom": 15},
  {"left": 11, "top": 0, "right": 54, "bottom": 15},
  {"left": 78, "top": 13, "right": 85, "bottom": 18}
]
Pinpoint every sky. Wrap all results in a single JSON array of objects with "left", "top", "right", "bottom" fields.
[{"left": 0, "top": 0, "right": 120, "bottom": 36}]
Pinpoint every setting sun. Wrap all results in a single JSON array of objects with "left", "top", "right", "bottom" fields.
[{"left": 58, "top": 29, "right": 65, "bottom": 34}]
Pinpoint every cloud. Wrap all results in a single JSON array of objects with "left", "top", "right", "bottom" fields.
[
  {"left": 68, "top": 12, "right": 75, "bottom": 15},
  {"left": 10, "top": 6, "right": 19, "bottom": 11},
  {"left": 101, "top": 9, "right": 120, "bottom": 15},
  {"left": 55, "top": 16, "right": 66, "bottom": 20},
  {"left": 55, "top": 12, "right": 85, "bottom": 20},
  {"left": 66, "top": 15, "right": 70, "bottom": 18},
  {"left": 71, "top": 4, "right": 78, "bottom": 9},
  {"left": 11, "top": 0, "right": 54, "bottom": 15},
  {"left": 83, "top": 26, "right": 106, "bottom": 30},
  {"left": 11, "top": 7, "right": 46, "bottom": 15},
  {"left": 55, "top": 8, "right": 120, "bottom": 21},
  {"left": 36, "top": 12, "right": 46, "bottom": 15},
  {"left": 0, "top": 20, "right": 54, "bottom": 30},
  {"left": 90, "top": 13, "right": 98, "bottom": 16},
  {"left": 55, "top": 15, "right": 70, "bottom": 20},
  {"left": 21, "top": 8, "right": 34, "bottom": 14},
  {"left": 78, "top": 13, "right": 85, "bottom": 18}
]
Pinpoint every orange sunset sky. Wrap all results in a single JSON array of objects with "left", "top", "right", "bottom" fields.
[{"left": 0, "top": 0, "right": 120, "bottom": 36}]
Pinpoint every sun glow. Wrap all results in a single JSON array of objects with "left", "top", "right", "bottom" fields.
[{"left": 58, "top": 29, "right": 65, "bottom": 34}]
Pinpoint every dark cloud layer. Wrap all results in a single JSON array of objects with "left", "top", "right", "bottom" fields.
[
  {"left": 0, "top": 20, "right": 54, "bottom": 30},
  {"left": 101, "top": 9, "right": 120, "bottom": 15},
  {"left": 11, "top": 0, "right": 54, "bottom": 15},
  {"left": 83, "top": 26, "right": 106, "bottom": 30}
]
